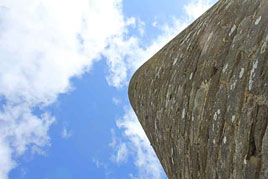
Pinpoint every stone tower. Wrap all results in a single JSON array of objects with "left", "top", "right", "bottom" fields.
[{"left": 129, "top": 0, "right": 268, "bottom": 178}]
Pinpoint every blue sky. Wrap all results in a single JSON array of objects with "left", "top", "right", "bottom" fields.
[{"left": 0, "top": 0, "right": 217, "bottom": 178}]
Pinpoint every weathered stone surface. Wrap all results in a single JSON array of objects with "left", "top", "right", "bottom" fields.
[{"left": 128, "top": 0, "right": 268, "bottom": 178}]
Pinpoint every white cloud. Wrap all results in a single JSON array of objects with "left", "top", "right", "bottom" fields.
[
  {"left": 104, "top": 0, "right": 217, "bottom": 88},
  {"left": 92, "top": 158, "right": 113, "bottom": 178},
  {"left": 0, "top": 0, "right": 217, "bottom": 178},
  {"left": 92, "top": 158, "right": 107, "bottom": 169},
  {"left": 112, "top": 97, "right": 122, "bottom": 105},
  {"left": 110, "top": 129, "right": 128, "bottom": 164},
  {"left": 0, "top": 104, "right": 55, "bottom": 155},
  {"left": 61, "top": 127, "right": 72, "bottom": 139},
  {"left": 114, "top": 143, "right": 128, "bottom": 163},
  {"left": 109, "top": 129, "right": 117, "bottom": 148},
  {"left": 31, "top": 145, "right": 46, "bottom": 156},
  {"left": 0, "top": 138, "right": 16, "bottom": 179},
  {"left": 108, "top": 0, "right": 217, "bottom": 178},
  {"left": 0, "top": 0, "right": 130, "bottom": 105},
  {"left": 0, "top": 0, "right": 133, "bottom": 177},
  {"left": 103, "top": 19, "right": 189, "bottom": 88},
  {"left": 137, "top": 19, "right": 146, "bottom": 36},
  {"left": 114, "top": 108, "right": 165, "bottom": 179},
  {"left": 152, "top": 21, "right": 158, "bottom": 27},
  {"left": 0, "top": 104, "right": 54, "bottom": 179},
  {"left": 184, "top": 0, "right": 216, "bottom": 20}
]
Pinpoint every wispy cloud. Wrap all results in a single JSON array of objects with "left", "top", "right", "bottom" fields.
[
  {"left": 0, "top": 0, "right": 217, "bottom": 178},
  {"left": 0, "top": 104, "right": 54, "bottom": 178},
  {"left": 184, "top": 0, "right": 215, "bottom": 20},
  {"left": 115, "top": 143, "right": 129, "bottom": 163},
  {"left": 104, "top": 0, "right": 217, "bottom": 88},
  {"left": 112, "top": 97, "right": 122, "bottom": 106},
  {"left": 61, "top": 127, "right": 72, "bottom": 139},
  {"left": 0, "top": 0, "right": 133, "bottom": 177},
  {"left": 110, "top": 129, "right": 128, "bottom": 164},
  {"left": 117, "top": 108, "right": 164, "bottom": 179},
  {"left": 114, "top": 108, "right": 165, "bottom": 179},
  {"left": 0, "top": 138, "right": 16, "bottom": 179},
  {"left": 92, "top": 158, "right": 107, "bottom": 169},
  {"left": 103, "top": 19, "right": 189, "bottom": 88},
  {"left": 108, "top": 0, "right": 217, "bottom": 178}
]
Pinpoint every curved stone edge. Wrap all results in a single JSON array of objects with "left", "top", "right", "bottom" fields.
[{"left": 129, "top": 0, "right": 268, "bottom": 179}]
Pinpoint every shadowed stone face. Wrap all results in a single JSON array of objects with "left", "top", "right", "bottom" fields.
[{"left": 128, "top": 0, "right": 268, "bottom": 178}]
